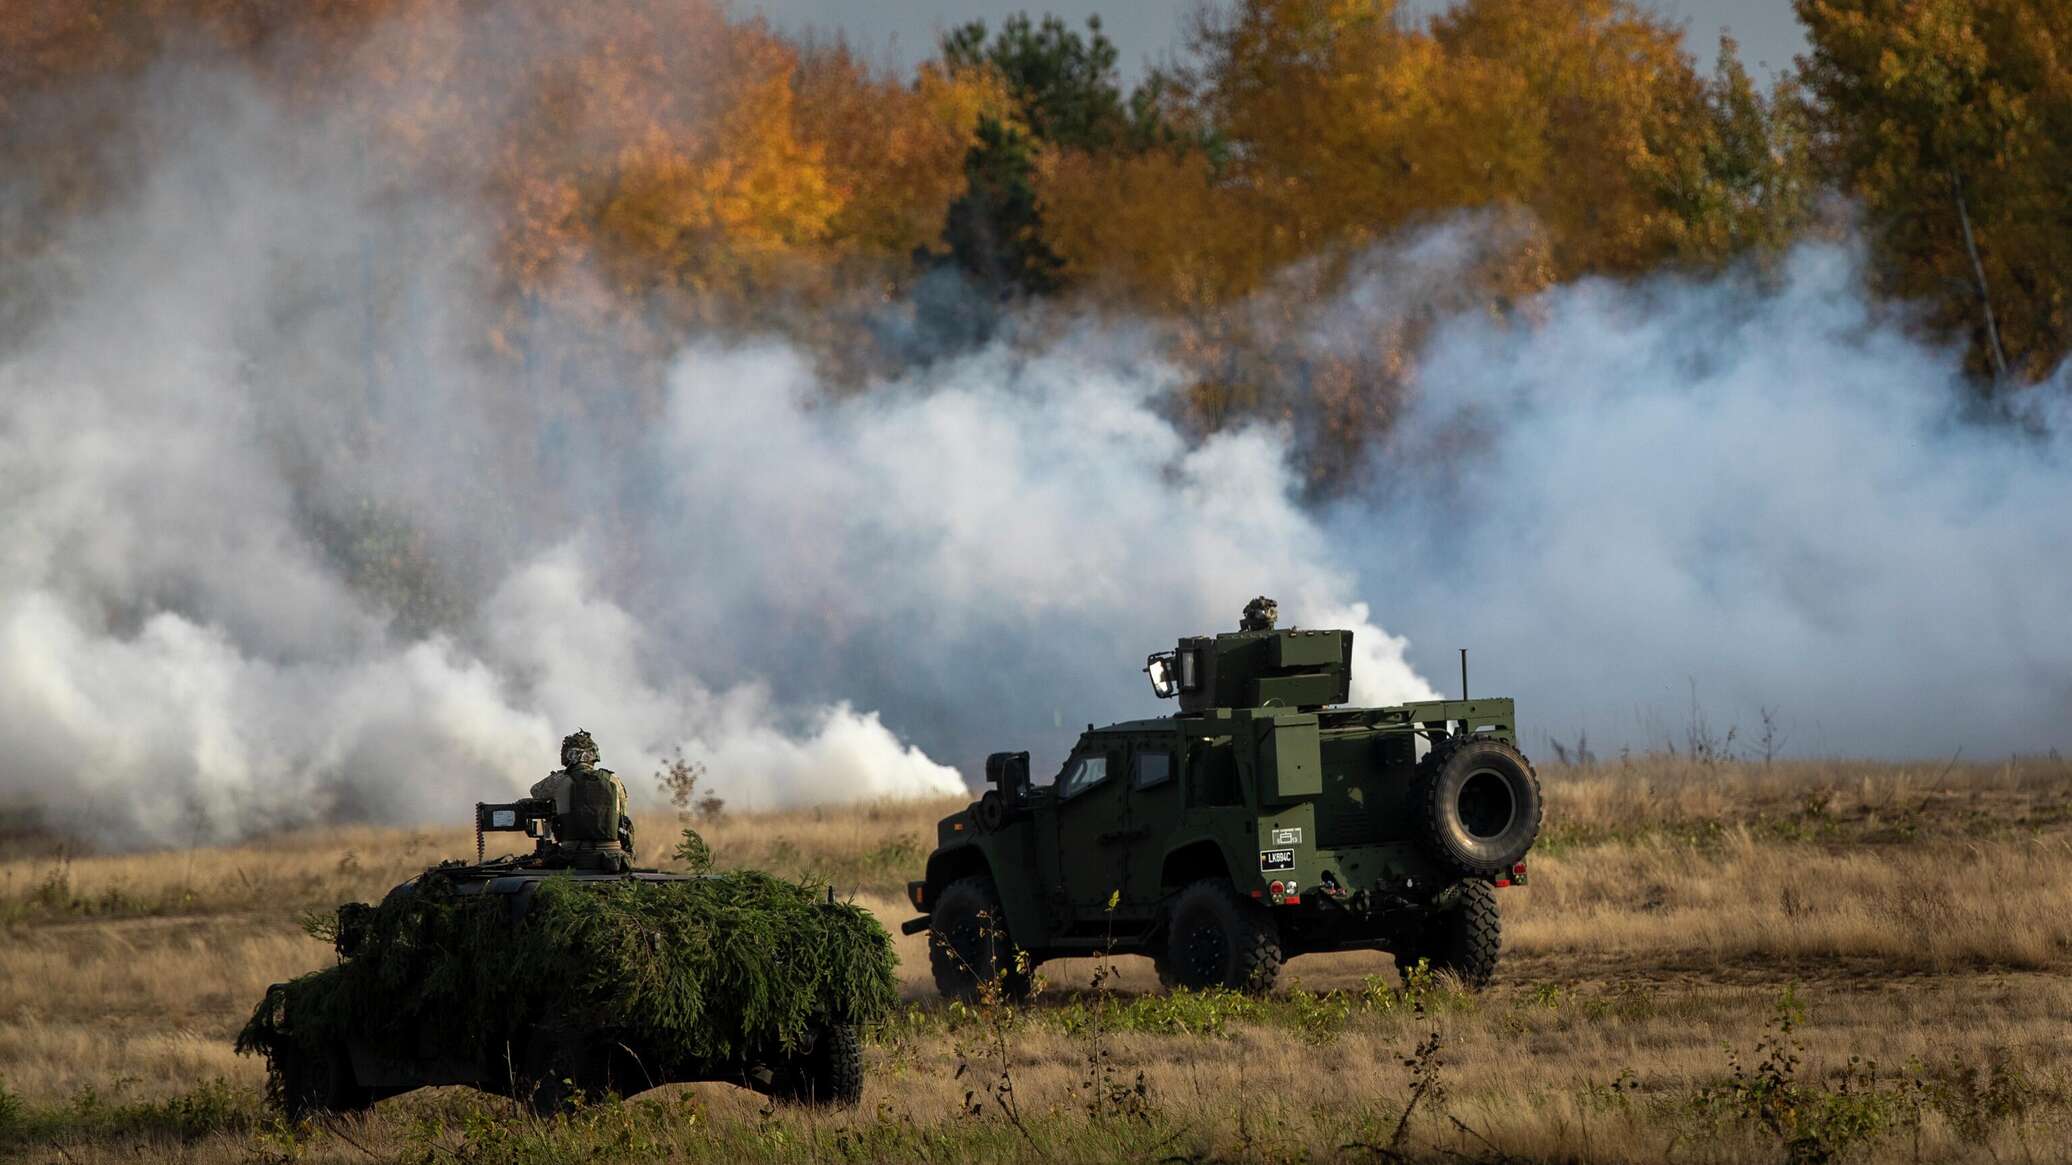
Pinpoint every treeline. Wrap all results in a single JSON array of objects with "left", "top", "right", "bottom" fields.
[{"left": 3, "top": 0, "right": 2067, "bottom": 483}]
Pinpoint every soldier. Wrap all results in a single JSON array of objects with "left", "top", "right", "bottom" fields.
[
  {"left": 531, "top": 729, "right": 635, "bottom": 872},
  {"left": 1240, "top": 595, "right": 1278, "bottom": 632}
]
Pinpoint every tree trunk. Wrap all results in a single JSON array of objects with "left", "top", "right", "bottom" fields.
[{"left": 1949, "top": 168, "right": 2011, "bottom": 386}]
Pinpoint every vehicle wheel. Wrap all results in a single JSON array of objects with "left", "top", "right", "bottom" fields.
[
  {"left": 1155, "top": 879, "right": 1281, "bottom": 994},
  {"left": 1393, "top": 879, "right": 1501, "bottom": 989},
  {"left": 1412, "top": 738, "right": 1542, "bottom": 878},
  {"left": 274, "top": 1041, "right": 372, "bottom": 1121},
  {"left": 929, "top": 876, "right": 1031, "bottom": 1002},
  {"left": 772, "top": 1023, "right": 864, "bottom": 1107}
]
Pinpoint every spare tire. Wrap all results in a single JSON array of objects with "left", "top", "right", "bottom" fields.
[{"left": 1412, "top": 737, "right": 1541, "bottom": 878}]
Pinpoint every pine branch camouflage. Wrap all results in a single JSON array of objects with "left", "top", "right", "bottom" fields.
[{"left": 237, "top": 868, "right": 896, "bottom": 1072}]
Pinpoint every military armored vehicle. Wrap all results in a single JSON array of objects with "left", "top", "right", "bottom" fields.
[
  {"left": 903, "top": 601, "right": 1541, "bottom": 996},
  {"left": 239, "top": 800, "right": 893, "bottom": 1117}
]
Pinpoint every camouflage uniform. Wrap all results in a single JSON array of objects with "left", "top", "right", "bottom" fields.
[{"left": 531, "top": 730, "right": 634, "bottom": 871}]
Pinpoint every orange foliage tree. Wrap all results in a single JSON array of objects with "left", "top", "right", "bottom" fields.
[{"left": 3, "top": 0, "right": 2062, "bottom": 456}]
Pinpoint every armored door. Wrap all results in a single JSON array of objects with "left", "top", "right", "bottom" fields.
[
  {"left": 1052, "top": 745, "right": 1130, "bottom": 914},
  {"left": 1121, "top": 737, "right": 1180, "bottom": 914}
]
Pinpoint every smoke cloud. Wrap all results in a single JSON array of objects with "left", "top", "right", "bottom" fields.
[
  {"left": 0, "top": 62, "right": 1434, "bottom": 847},
  {"left": 1343, "top": 246, "right": 2072, "bottom": 758},
  {"left": 2, "top": 35, "right": 2066, "bottom": 849}
]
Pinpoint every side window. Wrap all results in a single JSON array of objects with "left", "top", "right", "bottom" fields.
[
  {"left": 1190, "top": 748, "right": 1243, "bottom": 807},
  {"left": 1132, "top": 751, "right": 1173, "bottom": 789},
  {"left": 1059, "top": 755, "right": 1109, "bottom": 798}
]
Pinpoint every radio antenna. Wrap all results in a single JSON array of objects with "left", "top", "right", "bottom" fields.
[{"left": 1459, "top": 649, "right": 1468, "bottom": 702}]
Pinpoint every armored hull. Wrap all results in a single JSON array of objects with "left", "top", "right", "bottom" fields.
[
  {"left": 239, "top": 862, "right": 892, "bottom": 1115},
  {"left": 906, "top": 621, "right": 1542, "bottom": 995}
]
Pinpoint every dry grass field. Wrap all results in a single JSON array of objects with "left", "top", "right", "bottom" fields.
[{"left": 3, "top": 755, "right": 2071, "bottom": 1163}]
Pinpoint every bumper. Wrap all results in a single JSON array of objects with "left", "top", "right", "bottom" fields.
[{"left": 1246, "top": 858, "right": 1528, "bottom": 909}]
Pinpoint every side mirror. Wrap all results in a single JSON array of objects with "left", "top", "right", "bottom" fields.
[
  {"left": 1145, "top": 651, "right": 1179, "bottom": 699},
  {"left": 984, "top": 751, "right": 1030, "bottom": 799}
]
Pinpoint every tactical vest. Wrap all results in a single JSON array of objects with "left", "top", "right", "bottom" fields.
[{"left": 561, "top": 768, "right": 620, "bottom": 846}]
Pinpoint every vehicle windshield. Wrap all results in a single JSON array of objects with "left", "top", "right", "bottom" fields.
[{"left": 1059, "top": 756, "right": 1108, "bottom": 797}]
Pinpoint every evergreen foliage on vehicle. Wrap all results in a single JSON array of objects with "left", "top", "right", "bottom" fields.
[{"left": 236, "top": 869, "right": 896, "bottom": 1073}]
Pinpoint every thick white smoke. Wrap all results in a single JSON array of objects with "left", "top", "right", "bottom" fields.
[
  {"left": 1342, "top": 244, "right": 2072, "bottom": 757},
  {"left": 6, "top": 42, "right": 2068, "bottom": 850},
  {"left": 0, "top": 68, "right": 1432, "bottom": 847}
]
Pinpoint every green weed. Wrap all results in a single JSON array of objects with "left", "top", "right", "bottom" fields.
[
  {"left": 1694, "top": 987, "right": 1910, "bottom": 1164},
  {"left": 1053, "top": 988, "right": 1261, "bottom": 1039},
  {"left": 1283, "top": 983, "right": 1354, "bottom": 1045},
  {"left": 0, "top": 1078, "right": 259, "bottom": 1147}
]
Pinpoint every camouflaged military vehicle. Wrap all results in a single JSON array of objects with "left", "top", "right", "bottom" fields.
[
  {"left": 903, "top": 601, "right": 1541, "bottom": 996},
  {"left": 239, "top": 801, "right": 893, "bottom": 1117}
]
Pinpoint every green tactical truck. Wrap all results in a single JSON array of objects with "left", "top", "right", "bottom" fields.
[{"left": 902, "top": 604, "right": 1542, "bottom": 996}]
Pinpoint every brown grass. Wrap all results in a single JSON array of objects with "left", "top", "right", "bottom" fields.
[{"left": 4, "top": 756, "right": 2072, "bottom": 1162}]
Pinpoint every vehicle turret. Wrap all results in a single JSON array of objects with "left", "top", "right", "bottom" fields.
[{"left": 1146, "top": 627, "right": 1353, "bottom": 713}]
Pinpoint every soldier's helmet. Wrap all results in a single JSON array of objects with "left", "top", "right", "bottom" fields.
[
  {"left": 561, "top": 729, "right": 600, "bottom": 768},
  {"left": 1240, "top": 595, "right": 1279, "bottom": 632}
]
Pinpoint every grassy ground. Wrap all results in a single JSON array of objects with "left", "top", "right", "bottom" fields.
[{"left": 2, "top": 755, "right": 2070, "bottom": 1163}]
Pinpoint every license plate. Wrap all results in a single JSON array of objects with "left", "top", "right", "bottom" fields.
[{"left": 1259, "top": 849, "right": 1296, "bottom": 871}]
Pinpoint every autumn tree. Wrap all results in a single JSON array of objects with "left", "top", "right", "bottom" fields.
[
  {"left": 794, "top": 48, "right": 1009, "bottom": 275},
  {"left": 1649, "top": 36, "right": 1822, "bottom": 269},
  {"left": 1797, "top": 0, "right": 2072, "bottom": 385}
]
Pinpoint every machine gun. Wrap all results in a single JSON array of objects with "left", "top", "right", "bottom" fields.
[{"left": 473, "top": 798, "right": 556, "bottom": 864}]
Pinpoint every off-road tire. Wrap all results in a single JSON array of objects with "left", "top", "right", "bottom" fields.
[
  {"left": 929, "top": 875, "right": 1031, "bottom": 1002},
  {"left": 1155, "top": 879, "right": 1282, "bottom": 994},
  {"left": 1412, "top": 737, "right": 1542, "bottom": 878},
  {"left": 1393, "top": 879, "right": 1501, "bottom": 989},
  {"left": 273, "top": 1041, "right": 372, "bottom": 1121},
  {"left": 773, "top": 1023, "right": 865, "bottom": 1107}
]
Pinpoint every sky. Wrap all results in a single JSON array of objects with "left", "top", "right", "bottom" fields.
[{"left": 743, "top": 0, "right": 1811, "bottom": 80}]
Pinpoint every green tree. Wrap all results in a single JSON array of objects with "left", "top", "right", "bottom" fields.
[
  {"left": 940, "top": 13, "right": 1128, "bottom": 150},
  {"left": 941, "top": 114, "right": 1063, "bottom": 297},
  {"left": 1653, "top": 36, "right": 1820, "bottom": 268},
  {"left": 1797, "top": 0, "right": 2072, "bottom": 385}
]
